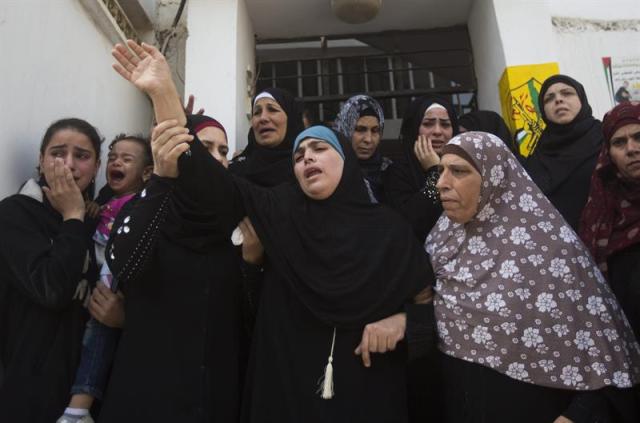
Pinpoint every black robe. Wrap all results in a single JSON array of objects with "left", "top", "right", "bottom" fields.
[
  {"left": 523, "top": 75, "right": 603, "bottom": 231},
  {"left": 383, "top": 95, "right": 459, "bottom": 242},
  {"left": 0, "top": 179, "right": 96, "bottom": 422},
  {"left": 180, "top": 125, "right": 432, "bottom": 423},
  {"left": 100, "top": 174, "right": 243, "bottom": 422},
  {"left": 381, "top": 96, "right": 458, "bottom": 423}
]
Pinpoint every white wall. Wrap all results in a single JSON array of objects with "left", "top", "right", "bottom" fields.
[
  {"left": 235, "top": 0, "right": 255, "bottom": 150},
  {"left": 549, "top": 0, "right": 640, "bottom": 21},
  {"left": 493, "top": 0, "right": 556, "bottom": 67},
  {"left": 185, "top": 0, "right": 255, "bottom": 156},
  {"left": 549, "top": 1, "right": 640, "bottom": 119},
  {"left": 467, "top": 0, "right": 507, "bottom": 112},
  {"left": 470, "top": 0, "right": 640, "bottom": 120},
  {"left": 468, "top": 0, "right": 558, "bottom": 113},
  {"left": 0, "top": 0, "right": 153, "bottom": 199}
]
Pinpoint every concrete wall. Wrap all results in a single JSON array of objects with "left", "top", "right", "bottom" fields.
[
  {"left": 236, "top": 0, "right": 256, "bottom": 150},
  {"left": 469, "top": 0, "right": 640, "bottom": 120},
  {"left": 549, "top": 1, "right": 640, "bottom": 119},
  {"left": 0, "top": 0, "right": 153, "bottom": 199},
  {"left": 467, "top": 0, "right": 507, "bottom": 112},
  {"left": 185, "top": 0, "right": 255, "bottom": 156}
]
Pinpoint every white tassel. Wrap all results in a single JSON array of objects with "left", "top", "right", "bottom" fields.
[
  {"left": 321, "top": 356, "right": 334, "bottom": 399},
  {"left": 318, "top": 327, "right": 336, "bottom": 399}
]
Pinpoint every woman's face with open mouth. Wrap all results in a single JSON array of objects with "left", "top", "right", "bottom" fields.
[{"left": 293, "top": 138, "right": 344, "bottom": 200}]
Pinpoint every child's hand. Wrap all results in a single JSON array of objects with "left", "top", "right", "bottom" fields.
[
  {"left": 89, "top": 282, "right": 125, "bottom": 328},
  {"left": 85, "top": 200, "right": 101, "bottom": 219}
]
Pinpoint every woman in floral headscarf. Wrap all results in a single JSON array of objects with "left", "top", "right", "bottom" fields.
[
  {"left": 426, "top": 131, "right": 640, "bottom": 422},
  {"left": 580, "top": 102, "right": 640, "bottom": 343}
]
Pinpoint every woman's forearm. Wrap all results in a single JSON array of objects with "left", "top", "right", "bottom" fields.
[{"left": 149, "top": 85, "right": 186, "bottom": 127}]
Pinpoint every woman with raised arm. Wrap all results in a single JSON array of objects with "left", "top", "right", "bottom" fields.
[
  {"left": 0, "top": 118, "right": 101, "bottom": 422},
  {"left": 108, "top": 40, "right": 437, "bottom": 423},
  {"left": 96, "top": 102, "right": 244, "bottom": 422}
]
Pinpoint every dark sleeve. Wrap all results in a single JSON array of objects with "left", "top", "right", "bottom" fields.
[
  {"left": 405, "top": 302, "right": 437, "bottom": 361},
  {"left": 178, "top": 115, "right": 248, "bottom": 225},
  {"left": 563, "top": 387, "right": 639, "bottom": 423},
  {"left": 239, "top": 259, "right": 264, "bottom": 336},
  {"left": 0, "top": 205, "right": 89, "bottom": 310},
  {"left": 107, "top": 119, "right": 257, "bottom": 288},
  {"left": 240, "top": 260, "right": 264, "bottom": 313},
  {"left": 404, "top": 255, "right": 438, "bottom": 360},
  {"left": 106, "top": 175, "right": 174, "bottom": 288},
  {"left": 383, "top": 163, "right": 442, "bottom": 242}
]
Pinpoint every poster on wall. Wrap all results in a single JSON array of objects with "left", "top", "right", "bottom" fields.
[
  {"left": 499, "top": 62, "right": 560, "bottom": 158},
  {"left": 602, "top": 56, "right": 640, "bottom": 105}
]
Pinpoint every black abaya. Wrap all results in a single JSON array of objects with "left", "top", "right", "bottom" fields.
[
  {"left": 0, "top": 179, "right": 96, "bottom": 422},
  {"left": 101, "top": 175, "right": 243, "bottom": 422},
  {"left": 178, "top": 125, "right": 432, "bottom": 422},
  {"left": 523, "top": 75, "right": 603, "bottom": 230}
]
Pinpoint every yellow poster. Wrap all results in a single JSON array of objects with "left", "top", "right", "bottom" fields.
[{"left": 499, "top": 62, "right": 560, "bottom": 158}]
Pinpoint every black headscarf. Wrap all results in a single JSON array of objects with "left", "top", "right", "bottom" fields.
[
  {"left": 399, "top": 95, "right": 459, "bottom": 190},
  {"left": 459, "top": 110, "right": 513, "bottom": 148},
  {"left": 525, "top": 75, "right": 603, "bottom": 194},
  {"left": 160, "top": 114, "right": 237, "bottom": 253},
  {"left": 229, "top": 87, "right": 304, "bottom": 187},
  {"left": 233, "top": 127, "right": 429, "bottom": 327}
]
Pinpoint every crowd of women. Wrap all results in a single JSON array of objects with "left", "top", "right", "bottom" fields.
[{"left": 0, "top": 39, "right": 639, "bottom": 423}]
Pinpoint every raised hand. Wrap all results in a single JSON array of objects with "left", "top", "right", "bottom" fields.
[
  {"left": 185, "top": 94, "right": 205, "bottom": 116},
  {"left": 112, "top": 40, "right": 174, "bottom": 97},
  {"left": 42, "top": 158, "right": 86, "bottom": 221},
  {"left": 414, "top": 134, "right": 440, "bottom": 171},
  {"left": 112, "top": 40, "right": 186, "bottom": 126},
  {"left": 151, "top": 119, "right": 193, "bottom": 178}
]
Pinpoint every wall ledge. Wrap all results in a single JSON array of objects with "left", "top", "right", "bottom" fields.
[
  {"left": 552, "top": 17, "right": 640, "bottom": 33},
  {"left": 77, "top": 0, "right": 140, "bottom": 44}
]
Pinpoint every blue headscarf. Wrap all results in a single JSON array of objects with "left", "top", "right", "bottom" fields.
[{"left": 293, "top": 125, "right": 345, "bottom": 160}]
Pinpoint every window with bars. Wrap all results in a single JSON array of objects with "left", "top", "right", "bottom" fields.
[{"left": 256, "top": 51, "right": 476, "bottom": 125}]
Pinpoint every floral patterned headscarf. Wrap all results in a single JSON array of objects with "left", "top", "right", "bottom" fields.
[
  {"left": 333, "top": 94, "right": 384, "bottom": 140},
  {"left": 426, "top": 131, "right": 640, "bottom": 390}
]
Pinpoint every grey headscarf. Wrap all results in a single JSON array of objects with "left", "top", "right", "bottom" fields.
[
  {"left": 426, "top": 131, "right": 640, "bottom": 390},
  {"left": 333, "top": 95, "right": 384, "bottom": 139},
  {"left": 333, "top": 95, "right": 388, "bottom": 203}
]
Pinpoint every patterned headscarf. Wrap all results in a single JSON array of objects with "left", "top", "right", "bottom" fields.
[
  {"left": 333, "top": 95, "right": 384, "bottom": 140},
  {"left": 426, "top": 131, "right": 640, "bottom": 390},
  {"left": 580, "top": 102, "right": 640, "bottom": 274}
]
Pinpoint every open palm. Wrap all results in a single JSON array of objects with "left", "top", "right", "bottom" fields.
[{"left": 112, "top": 40, "right": 172, "bottom": 95}]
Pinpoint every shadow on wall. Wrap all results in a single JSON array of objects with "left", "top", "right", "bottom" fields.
[{"left": 9, "top": 139, "right": 39, "bottom": 197}]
